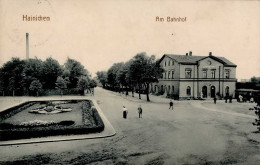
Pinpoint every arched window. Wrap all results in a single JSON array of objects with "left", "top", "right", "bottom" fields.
[
  {"left": 165, "top": 61, "right": 167, "bottom": 66},
  {"left": 172, "top": 85, "right": 174, "bottom": 94},
  {"left": 168, "top": 71, "right": 171, "bottom": 79},
  {"left": 161, "top": 85, "right": 164, "bottom": 93},
  {"left": 187, "top": 86, "right": 191, "bottom": 96},
  {"left": 172, "top": 70, "right": 174, "bottom": 79}
]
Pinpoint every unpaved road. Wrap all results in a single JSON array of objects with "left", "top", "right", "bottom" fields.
[{"left": 0, "top": 87, "right": 260, "bottom": 164}]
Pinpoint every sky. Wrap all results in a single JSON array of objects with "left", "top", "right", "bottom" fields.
[{"left": 0, "top": 0, "right": 260, "bottom": 81}]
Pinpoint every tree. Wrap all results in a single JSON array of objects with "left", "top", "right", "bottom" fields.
[
  {"left": 251, "top": 76, "right": 260, "bottom": 83},
  {"left": 129, "top": 53, "right": 164, "bottom": 101},
  {"left": 0, "top": 58, "right": 25, "bottom": 96},
  {"left": 64, "top": 58, "right": 90, "bottom": 88},
  {"left": 88, "top": 79, "right": 97, "bottom": 88},
  {"left": 249, "top": 95, "right": 260, "bottom": 132},
  {"left": 107, "top": 62, "right": 124, "bottom": 91},
  {"left": 77, "top": 77, "right": 89, "bottom": 95},
  {"left": 96, "top": 71, "right": 107, "bottom": 88},
  {"left": 55, "top": 76, "right": 68, "bottom": 96},
  {"left": 41, "top": 57, "right": 62, "bottom": 89},
  {"left": 29, "top": 79, "right": 42, "bottom": 96},
  {"left": 22, "top": 58, "right": 43, "bottom": 93}
]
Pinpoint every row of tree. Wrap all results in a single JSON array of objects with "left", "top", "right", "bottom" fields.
[
  {"left": 96, "top": 52, "right": 164, "bottom": 101},
  {"left": 0, "top": 57, "right": 96, "bottom": 96}
]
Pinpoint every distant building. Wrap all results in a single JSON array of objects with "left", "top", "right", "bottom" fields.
[{"left": 151, "top": 51, "right": 237, "bottom": 99}]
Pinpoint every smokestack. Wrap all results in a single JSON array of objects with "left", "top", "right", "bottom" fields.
[
  {"left": 209, "top": 52, "right": 212, "bottom": 56},
  {"left": 26, "top": 33, "right": 29, "bottom": 60},
  {"left": 185, "top": 53, "right": 188, "bottom": 56},
  {"left": 189, "top": 51, "right": 192, "bottom": 56}
]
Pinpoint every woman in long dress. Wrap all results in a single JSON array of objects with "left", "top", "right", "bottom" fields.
[{"left": 123, "top": 106, "right": 128, "bottom": 119}]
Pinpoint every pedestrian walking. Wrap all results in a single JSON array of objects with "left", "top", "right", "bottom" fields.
[
  {"left": 138, "top": 105, "right": 142, "bottom": 118},
  {"left": 169, "top": 100, "right": 173, "bottom": 110},
  {"left": 123, "top": 106, "right": 128, "bottom": 119},
  {"left": 214, "top": 97, "right": 217, "bottom": 104}
]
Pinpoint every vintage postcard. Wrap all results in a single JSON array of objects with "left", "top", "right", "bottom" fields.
[{"left": 0, "top": 0, "right": 260, "bottom": 164}]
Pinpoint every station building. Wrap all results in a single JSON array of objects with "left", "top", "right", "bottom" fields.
[{"left": 151, "top": 52, "right": 237, "bottom": 99}]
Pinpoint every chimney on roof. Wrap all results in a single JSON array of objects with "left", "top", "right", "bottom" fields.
[
  {"left": 186, "top": 53, "right": 188, "bottom": 56},
  {"left": 209, "top": 52, "right": 212, "bottom": 56},
  {"left": 189, "top": 51, "right": 192, "bottom": 56}
]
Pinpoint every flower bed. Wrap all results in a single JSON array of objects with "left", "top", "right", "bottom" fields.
[{"left": 0, "top": 100, "right": 104, "bottom": 141}]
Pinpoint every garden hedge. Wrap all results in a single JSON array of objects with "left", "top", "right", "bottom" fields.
[{"left": 0, "top": 100, "right": 104, "bottom": 141}]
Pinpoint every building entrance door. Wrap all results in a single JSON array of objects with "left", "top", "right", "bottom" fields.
[
  {"left": 211, "top": 86, "right": 216, "bottom": 98},
  {"left": 202, "top": 86, "right": 207, "bottom": 98}
]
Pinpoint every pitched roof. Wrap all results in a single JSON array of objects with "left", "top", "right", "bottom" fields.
[
  {"left": 162, "top": 54, "right": 236, "bottom": 67},
  {"left": 164, "top": 54, "right": 205, "bottom": 64}
]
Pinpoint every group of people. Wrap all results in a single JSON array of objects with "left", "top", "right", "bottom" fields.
[
  {"left": 122, "top": 100, "right": 174, "bottom": 119},
  {"left": 122, "top": 105, "right": 142, "bottom": 119}
]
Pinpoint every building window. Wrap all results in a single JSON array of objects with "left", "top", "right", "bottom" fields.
[
  {"left": 165, "top": 61, "right": 167, "bottom": 67},
  {"left": 202, "top": 70, "right": 207, "bottom": 78},
  {"left": 171, "top": 70, "right": 174, "bottom": 79},
  {"left": 172, "top": 85, "right": 174, "bottom": 94},
  {"left": 172, "top": 60, "right": 174, "bottom": 65},
  {"left": 168, "top": 60, "right": 171, "bottom": 66},
  {"left": 211, "top": 69, "right": 216, "bottom": 78},
  {"left": 187, "top": 86, "right": 191, "bottom": 96},
  {"left": 168, "top": 71, "right": 171, "bottom": 79},
  {"left": 225, "top": 69, "right": 230, "bottom": 79},
  {"left": 185, "top": 69, "right": 192, "bottom": 78}
]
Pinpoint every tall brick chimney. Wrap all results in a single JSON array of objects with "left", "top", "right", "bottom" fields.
[
  {"left": 209, "top": 52, "right": 212, "bottom": 56},
  {"left": 189, "top": 51, "right": 192, "bottom": 56},
  {"left": 26, "top": 33, "right": 29, "bottom": 60}
]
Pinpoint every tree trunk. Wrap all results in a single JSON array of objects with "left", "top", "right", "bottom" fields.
[
  {"left": 12, "top": 90, "right": 14, "bottom": 97},
  {"left": 138, "top": 85, "right": 141, "bottom": 99},
  {"left": 146, "top": 84, "right": 150, "bottom": 102},
  {"left": 37, "top": 91, "right": 39, "bottom": 97},
  {"left": 126, "top": 86, "right": 128, "bottom": 96}
]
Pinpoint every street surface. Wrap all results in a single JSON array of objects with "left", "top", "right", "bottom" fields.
[{"left": 0, "top": 87, "right": 259, "bottom": 164}]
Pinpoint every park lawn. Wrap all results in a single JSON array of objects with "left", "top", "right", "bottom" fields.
[
  {"left": 0, "top": 100, "right": 105, "bottom": 141},
  {"left": 2, "top": 102, "right": 83, "bottom": 126}
]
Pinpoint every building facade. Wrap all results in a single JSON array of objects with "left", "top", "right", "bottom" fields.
[{"left": 152, "top": 52, "right": 237, "bottom": 99}]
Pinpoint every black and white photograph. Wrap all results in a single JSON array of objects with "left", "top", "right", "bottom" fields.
[{"left": 0, "top": 0, "right": 260, "bottom": 164}]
